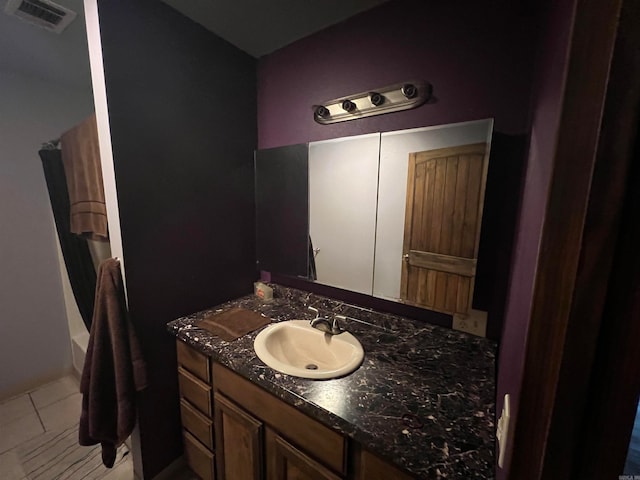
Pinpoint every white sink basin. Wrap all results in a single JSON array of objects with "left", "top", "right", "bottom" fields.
[{"left": 253, "top": 320, "right": 364, "bottom": 379}]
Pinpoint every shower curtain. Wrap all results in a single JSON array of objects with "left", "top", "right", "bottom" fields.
[{"left": 39, "top": 148, "right": 96, "bottom": 330}]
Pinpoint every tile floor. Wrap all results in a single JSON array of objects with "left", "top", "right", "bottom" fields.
[
  {"left": 0, "top": 375, "right": 198, "bottom": 480},
  {"left": 0, "top": 375, "right": 133, "bottom": 479}
]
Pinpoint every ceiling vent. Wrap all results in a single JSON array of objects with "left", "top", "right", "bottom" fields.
[{"left": 4, "top": 0, "right": 77, "bottom": 34}]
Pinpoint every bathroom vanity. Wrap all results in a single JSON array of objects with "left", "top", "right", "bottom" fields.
[{"left": 167, "top": 285, "right": 496, "bottom": 479}]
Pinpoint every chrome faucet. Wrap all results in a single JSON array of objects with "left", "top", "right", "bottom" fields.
[{"left": 308, "top": 307, "right": 344, "bottom": 335}]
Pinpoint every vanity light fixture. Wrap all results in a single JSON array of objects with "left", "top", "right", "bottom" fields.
[
  {"left": 401, "top": 83, "right": 418, "bottom": 99},
  {"left": 341, "top": 99, "right": 357, "bottom": 113},
  {"left": 315, "top": 105, "right": 330, "bottom": 119},
  {"left": 369, "top": 92, "right": 385, "bottom": 106},
  {"left": 313, "top": 80, "right": 432, "bottom": 124}
]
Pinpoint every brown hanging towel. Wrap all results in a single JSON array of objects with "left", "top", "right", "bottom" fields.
[
  {"left": 79, "top": 258, "right": 148, "bottom": 467},
  {"left": 61, "top": 113, "right": 108, "bottom": 240}
]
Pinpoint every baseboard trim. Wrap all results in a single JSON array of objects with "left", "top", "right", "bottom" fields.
[{"left": 0, "top": 367, "right": 75, "bottom": 402}]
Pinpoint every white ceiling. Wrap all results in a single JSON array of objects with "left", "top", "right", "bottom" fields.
[
  {"left": 0, "top": 0, "right": 389, "bottom": 92},
  {"left": 0, "top": 0, "right": 91, "bottom": 89}
]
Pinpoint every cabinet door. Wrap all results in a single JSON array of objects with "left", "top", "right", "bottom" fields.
[
  {"left": 214, "top": 392, "right": 263, "bottom": 480},
  {"left": 357, "top": 449, "right": 413, "bottom": 480},
  {"left": 266, "top": 429, "right": 342, "bottom": 480}
]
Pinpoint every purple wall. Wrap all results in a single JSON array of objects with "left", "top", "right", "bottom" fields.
[
  {"left": 258, "top": 0, "right": 538, "bottom": 149},
  {"left": 258, "top": 0, "right": 579, "bottom": 477},
  {"left": 257, "top": 0, "right": 540, "bottom": 341},
  {"left": 496, "top": 0, "right": 576, "bottom": 478}
]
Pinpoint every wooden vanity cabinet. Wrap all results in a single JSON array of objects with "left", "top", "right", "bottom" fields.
[
  {"left": 356, "top": 449, "right": 414, "bottom": 480},
  {"left": 176, "top": 340, "right": 414, "bottom": 480},
  {"left": 180, "top": 399, "right": 214, "bottom": 449},
  {"left": 214, "top": 392, "right": 263, "bottom": 480},
  {"left": 266, "top": 428, "right": 342, "bottom": 480},
  {"left": 213, "top": 362, "right": 347, "bottom": 480},
  {"left": 184, "top": 430, "right": 215, "bottom": 480},
  {"left": 176, "top": 340, "right": 215, "bottom": 480},
  {"left": 177, "top": 339, "right": 211, "bottom": 381}
]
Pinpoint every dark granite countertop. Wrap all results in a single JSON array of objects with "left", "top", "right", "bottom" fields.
[{"left": 167, "top": 284, "right": 496, "bottom": 479}]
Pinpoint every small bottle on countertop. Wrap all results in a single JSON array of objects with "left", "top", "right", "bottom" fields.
[{"left": 254, "top": 282, "right": 273, "bottom": 302}]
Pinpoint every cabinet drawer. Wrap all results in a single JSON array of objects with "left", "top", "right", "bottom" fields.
[
  {"left": 213, "top": 363, "right": 346, "bottom": 476},
  {"left": 181, "top": 398, "right": 214, "bottom": 450},
  {"left": 184, "top": 430, "right": 215, "bottom": 480},
  {"left": 177, "top": 340, "right": 211, "bottom": 384},
  {"left": 178, "top": 366, "right": 212, "bottom": 416}
]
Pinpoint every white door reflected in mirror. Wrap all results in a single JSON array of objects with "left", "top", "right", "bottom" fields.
[{"left": 309, "top": 133, "right": 380, "bottom": 295}]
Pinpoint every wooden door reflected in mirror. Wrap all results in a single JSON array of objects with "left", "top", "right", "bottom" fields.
[{"left": 400, "top": 143, "right": 489, "bottom": 315}]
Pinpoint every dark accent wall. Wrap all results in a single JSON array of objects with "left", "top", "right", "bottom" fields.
[
  {"left": 476, "top": 132, "right": 528, "bottom": 340},
  {"left": 255, "top": 144, "right": 309, "bottom": 277},
  {"left": 96, "top": 1, "right": 257, "bottom": 477},
  {"left": 257, "top": 0, "right": 538, "bottom": 149}
]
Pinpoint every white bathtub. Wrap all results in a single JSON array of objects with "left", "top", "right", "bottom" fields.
[{"left": 71, "top": 331, "right": 90, "bottom": 375}]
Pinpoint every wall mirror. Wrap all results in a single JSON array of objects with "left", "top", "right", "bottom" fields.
[{"left": 255, "top": 119, "right": 494, "bottom": 316}]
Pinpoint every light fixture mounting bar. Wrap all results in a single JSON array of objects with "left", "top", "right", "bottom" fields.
[{"left": 313, "top": 80, "right": 432, "bottom": 124}]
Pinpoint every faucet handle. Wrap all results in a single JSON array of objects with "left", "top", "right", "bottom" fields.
[
  {"left": 308, "top": 306, "right": 319, "bottom": 318},
  {"left": 332, "top": 315, "right": 346, "bottom": 334}
]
